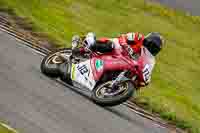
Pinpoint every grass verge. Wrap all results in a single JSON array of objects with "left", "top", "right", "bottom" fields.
[
  {"left": 0, "top": 0, "right": 200, "bottom": 132},
  {"left": 0, "top": 123, "right": 17, "bottom": 133}
]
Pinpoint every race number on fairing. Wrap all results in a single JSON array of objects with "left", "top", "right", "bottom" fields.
[
  {"left": 71, "top": 60, "right": 96, "bottom": 90},
  {"left": 142, "top": 64, "right": 153, "bottom": 83}
]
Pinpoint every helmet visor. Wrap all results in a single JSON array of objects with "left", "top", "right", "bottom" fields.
[{"left": 147, "top": 41, "right": 161, "bottom": 56}]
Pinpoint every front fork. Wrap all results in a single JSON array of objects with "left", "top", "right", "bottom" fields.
[{"left": 111, "top": 70, "right": 134, "bottom": 89}]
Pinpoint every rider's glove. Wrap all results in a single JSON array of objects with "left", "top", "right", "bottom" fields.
[
  {"left": 124, "top": 45, "right": 138, "bottom": 59},
  {"left": 72, "top": 35, "right": 80, "bottom": 49}
]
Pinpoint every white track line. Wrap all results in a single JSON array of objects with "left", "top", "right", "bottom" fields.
[{"left": 1, "top": 123, "right": 18, "bottom": 133}]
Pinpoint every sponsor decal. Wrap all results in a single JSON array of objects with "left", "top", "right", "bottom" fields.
[
  {"left": 95, "top": 59, "right": 103, "bottom": 71},
  {"left": 71, "top": 64, "right": 75, "bottom": 80}
]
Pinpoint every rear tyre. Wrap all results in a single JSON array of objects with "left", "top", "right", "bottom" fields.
[
  {"left": 91, "top": 81, "right": 135, "bottom": 106},
  {"left": 40, "top": 48, "right": 72, "bottom": 78}
]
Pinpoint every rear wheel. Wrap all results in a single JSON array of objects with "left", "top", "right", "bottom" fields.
[
  {"left": 40, "top": 48, "right": 72, "bottom": 78},
  {"left": 91, "top": 81, "right": 135, "bottom": 106}
]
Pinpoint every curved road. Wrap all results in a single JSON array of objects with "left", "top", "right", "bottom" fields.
[{"left": 0, "top": 29, "right": 171, "bottom": 133}]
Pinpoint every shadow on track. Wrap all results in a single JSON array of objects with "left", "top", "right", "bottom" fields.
[{"left": 48, "top": 76, "right": 145, "bottom": 126}]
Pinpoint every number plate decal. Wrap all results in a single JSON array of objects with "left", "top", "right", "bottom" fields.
[
  {"left": 143, "top": 64, "right": 153, "bottom": 83},
  {"left": 71, "top": 60, "right": 96, "bottom": 90},
  {"left": 77, "top": 64, "right": 89, "bottom": 75}
]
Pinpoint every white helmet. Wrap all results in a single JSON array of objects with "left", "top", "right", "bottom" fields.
[{"left": 84, "top": 32, "right": 96, "bottom": 48}]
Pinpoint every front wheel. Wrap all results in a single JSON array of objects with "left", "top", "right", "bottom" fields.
[
  {"left": 40, "top": 48, "right": 72, "bottom": 78},
  {"left": 91, "top": 81, "right": 135, "bottom": 106}
]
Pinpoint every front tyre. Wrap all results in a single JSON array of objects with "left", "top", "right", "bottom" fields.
[
  {"left": 91, "top": 81, "right": 135, "bottom": 106},
  {"left": 40, "top": 48, "right": 72, "bottom": 78}
]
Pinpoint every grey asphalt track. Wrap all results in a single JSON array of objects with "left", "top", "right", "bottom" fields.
[
  {"left": 0, "top": 29, "right": 171, "bottom": 133},
  {"left": 151, "top": 0, "right": 200, "bottom": 15}
]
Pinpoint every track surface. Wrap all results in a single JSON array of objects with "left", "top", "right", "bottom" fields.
[
  {"left": 152, "top": 0, "right": 200, "bottom": 15},
  {"left": 0, "top": 29, "right": 171, "bottom": 133}
]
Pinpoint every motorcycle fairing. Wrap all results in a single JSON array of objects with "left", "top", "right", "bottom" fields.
[{"left": 71, "top": 60, "right": 96, "bottom": 90}]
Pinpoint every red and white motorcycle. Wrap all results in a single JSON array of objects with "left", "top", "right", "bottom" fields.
[{"left": 40, "top": 38, "right": 155, "bottom": 106}]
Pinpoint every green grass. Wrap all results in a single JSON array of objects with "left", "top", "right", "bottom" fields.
[
  {"left": 0, "top": 0, "right": 200, "bottom": 132},
  {"left": 0, "top": 124, "right": 16, "bottom": 133}
]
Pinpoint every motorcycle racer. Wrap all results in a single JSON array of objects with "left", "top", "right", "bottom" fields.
[
  {"left": 41, "top": 32, "right": 164, "bottom": 105},
  {"left": 71, "top": 32, "right": 164, "bottom": 87}
]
